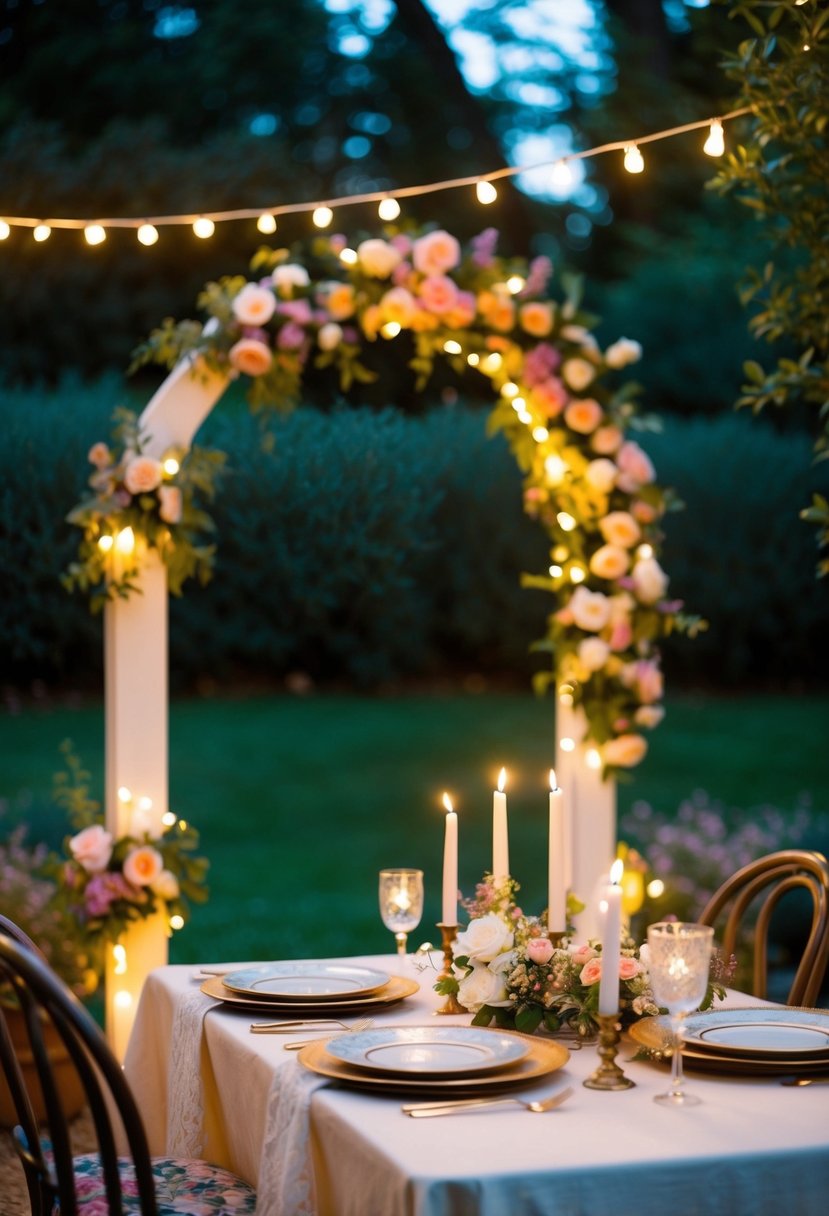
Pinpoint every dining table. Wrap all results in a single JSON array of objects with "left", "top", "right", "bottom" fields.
[{"left": 123, "top": 952, "right": 829, "bottom": 1216}]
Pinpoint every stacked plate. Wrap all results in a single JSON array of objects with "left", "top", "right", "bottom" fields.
[
  {"left": 630, "top": 1007, "right": 829, "bottom": 1076},
  {"left": 297, "top": 1025, "right": 570, "bottom": 1096},
  {"left": 200, "top": 961, "right": 419, "bottom": 1015}
]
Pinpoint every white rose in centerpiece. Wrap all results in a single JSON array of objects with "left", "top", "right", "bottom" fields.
[
  {"left": 578, "top": 636, "right": 611, "bottom": 672},
  {"left": 605, "top": 337, "right": 642, "bottom": 369},
  {"left": 272, "top": 263, "right": 310, "bottom": 296},
  {"left": 231, "top": 282, "right": 276, "bottom": 326},
  {"left": 568, "top": 586, "right": 612, "bottom": 632},
  {"left": 632, "top": 556, "right": 669, "bottom": 604},
  {"left": 69, "top": 824, "right": 114, "bottom": 873},
  {"left": 454, "top": 912, "right": 514, "bottom": 962},
  {"left": 456, "top": 961, "right": 508, "bottom": 1013},
  {"left": 585, "top": 458, "right": 617, "bottom": 493},
  {"left": 603, "top": 733, "right": 649, "bottom": 768},
  {"left": 357, "top": 238, "right": 402, "bottom": 279},
  {"left": 317, "top": 322, "right": 343, "bottom": 351},
  {"left": 152, "top": 868, "right": 180, "bottom": 901}
]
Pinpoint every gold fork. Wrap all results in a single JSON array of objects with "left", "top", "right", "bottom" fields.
[
  {"left": 251, "top": 1017, "right": 367, "bottom": 1034},
  {"left": 402, "top": 1087, "right": 574, "bottom": 1117},
  {"left": 282, "top": 1017, "right": 374, "bottom": 1051}
]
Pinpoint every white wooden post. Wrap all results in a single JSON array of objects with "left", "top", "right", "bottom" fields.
[
  {"left": 555, "top": 696, "right": 617, "bottom": 943},
  {"left": 104, "top": 354, "right": 228, "bottom": 1057}
]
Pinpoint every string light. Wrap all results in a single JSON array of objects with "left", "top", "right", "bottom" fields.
[
  {"left": 117, "top": 786, "right": 132, "bottom": 803},
  {"left": 0, "top": 106, "right": 753, "bottom": 244},
  {"left": 381, "top": 321, "right": 401, "bottom": 338},
  {"left": 0, "top": 221, "right": 9, "bottom": 240},
  {"left": 466, "top": 352, "right": 480, "bottom": 367},
  {"left": 443, "top": 339, "right": 462, "bottom": 354},
  {"left": 703, "top": 119, "right": 725, "bottom": 157},
  {"left": 162, "top": 456, "right": 180, "bottom": 476},
  {"left": 339, "top": 246, "right": 358, "bottom": 265},
  {"left": 549, "top": 564, "right": 563, "bottom": 577},
  {"left": 623, "top": 145, "right": 645, "bottom": 174},
  {"left": 506, "top": 275, "right": 525, "bottom": 294},
  {"left": 115, "top": 526, "right": 135, "bottom": 555},
  {"left": 557, "top": 511, "right": 577, "bottom": 531},
  {"left": 97, "top": 534, "right": 114, "bottom": 552},
  {"left": 84, "top": 224, "right": 106, "bottom": 246},
  {"left": 113, "top": 944, "right": 128, "bottom": 976},
  {"left": 170, "top": 914, "right": 185, "bottom": 931},
  {"left": 256, "top": 212, "right": 277, "bottom": 234},
  {"left": 377, "top": 196, "right": 401, "bottom": 221},
  {"left": 570, "top": 565, "right": 586, "bottom": 583},
  {"left": 161, "top": 810, "right": 177, "bottom": 827},
  {"left": 476, "top": 180, "right": 498, "bottom": 205},
  {"left": 585, "top": 748, "right": 602, "bottom": 770},
  {"left": 560, "top": 737, "right": 576, "bottom": 752}
]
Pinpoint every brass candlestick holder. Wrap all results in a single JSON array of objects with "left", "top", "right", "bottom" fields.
[
  {"left": 547, "top": 930, "right": 566, "bottom": 947},
  {"left": 435, "top": 923, "right": 466, "bottom": 1015},
  {"left": 583, "top": 1013, "right": 636, "bottom": 1090}
]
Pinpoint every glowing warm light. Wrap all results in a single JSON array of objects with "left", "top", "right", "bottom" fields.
[
  {"left": 117, "top": 786, "right": 132, "bottom": 804},
  {"left": 339, "top": 247, "right": 358, "bottom": 265},
  {"left": 178, "top": 819, "right": 188, "bottom": 831},
  {"left": 0, "top": 221, "right": 9, "bottom": 240},
  {"left": 170, "top": 914, "right": 185, "bottom": 931},
  {"left": 636, "top": 543, "right": 654, "bottom": 560},
  {"left": 501, "top": 382, "right": 519, "bottom": 399},
  {"left": 115, "top": 526, "right": 135, "bottom": 555},
  {"left": 33, "top": 224, "right": 51, "bottom": 242},
  {"left": 113, "top": 945, "right": 128, "bottom": 976},
  {"left": 257, "top": 212, "right": 277, "bottom": 234},
  {"left": 647, "top": 878, "right": 666, "bottom": 898},
  {"left": 193, "top": 217, "right": 215, "bottom": 239},
  {"left": 703, "top": 119, "right": 725, "bottom": 157},
  {"left": 558, "top": 685, "right": 573, "bottom": 705},
  {"left": 137, "top": 223, "right": 159, "bottom": 246},
  {"left": 560, "top": 737, "right": 576, "bottom": 753},
  {"left": 556, "top": 511, "right": 577, "bottom": 532},
  {"left": 545, "top": 455, "right": 567, "bottom": 484},
  {"left": 97, "top": 535, "right": 114, "bottom": 553},
  {"left": 442, "top": 792, "right": 454, "bottom": 813},
  {"left": 585, "top": 748, "right": 602, "bottom": 771},
  {"left": 553, "top": 546, "right": 568, "bottom": 562},
  {"left": 497, "top": 767, "right": 507, "bottom": 793},
  {"left": 506, "top": 275, "right": 525, "bottom": 294},
  {"left": 511, "top": 396, "right": 526, "bottom": 412},
  {"left": 551, "top": 159, "right": 573, "bottom": 189},
  {"left": 517, "top": 409, "right": 533, "bottom": 425},
  {"left": 482, "top": 352, "right": 503, "bottom": 373},
  {"left": 532, "top": 426, "right": 549, "bottom": 443},
  {"left": 84, "top": 224, "right": 106, "bottom": 246},
  {"left": 549, "top": 768, "right": 559, "bottom": 791},
  {"left": 443, "top": 339, "right": 462, "bottom": 355},
  {"left": 467, "top": 352, "right": 480, "bottom": 367},
  {"left": 312, "top": 206, "right": 333, "bottom": 228},
  {"left": 114, "top": 990, "right": 133, "bottom": 1009},
  {"left": 610, "top": 858, "right": 624, "bottom": 885},
  {"left": 162, "top": 456, "right": 180, "bottom": 476},
  {"left": 570, "top": 565, "right": 586, "bottom": 583},
  {"left": 549, "top": 564, "right": 562, "bottom": 578},
  {"left": 624, "top": 145, "right": 645, "bottom": 174},
  {"left": 378, "top": 197, "right": 401, "bottom": 221},
  {"left": 138, "top": 795, "right": 153, "bottom": 811},
  {"left": 476, "top": 180, "right": 498, "bottom": 204},
  {"left": 393, "top": 889, "right": 411, "bottom": 912},
  {"left": 381, "top": 321, "right": 401, "bottom": 338},
  {"left": 161, "top": 811, "right": 177, "bottom": 827}
]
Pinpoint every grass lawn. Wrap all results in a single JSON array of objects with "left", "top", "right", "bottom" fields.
[{"left": 2, "top": 689, "right": 828, "bottom": 963}]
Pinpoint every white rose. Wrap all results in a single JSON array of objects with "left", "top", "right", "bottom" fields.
[
  {"left": 454, "top": 912, "right": 514, "bottom": 963},
  {"left": 605, "top": 337, "right": 642, "bottom": 369},
  {"left": 632, "top": 556, "right": 669, "bottom": 604},
  {"left": 562, "top": 357, "right": 595, "bottom": 391},
  {"left": 356, "top": 238, "right": 402, "bottom": 279},
  {"left": 569, "top": 586, "right": 612, "bottom": 632},
  {"left": 231, "top": 282, "right": 276, "bottom": 327},
  {"left": 457, "top": 962, "right": 508, "bottom": 1013},
  {"left": 152, "top": 868, "right": 180, "bottom": 901},
  {"left": 272, "top": 263, "right": 310, "bottom": 296},
  {"left": 635, "top": 705, "right": 665, "bottom": 729},
  {"left": 578, "top": 637, "right": 611, "bottom": 672},
  {"left": 317, "top": 322, "right": 343, "bottom": 351}
]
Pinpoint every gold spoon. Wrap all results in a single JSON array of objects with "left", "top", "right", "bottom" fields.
[{"left": 402, "top": 1087, "right": 574, "bottom": 1117}]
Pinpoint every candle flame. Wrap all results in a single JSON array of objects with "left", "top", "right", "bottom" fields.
[
  {"left": 549, "top": 768, "right": 559, "bottom": 792},
  {"left": 497, "top": 767, "right": 507, "bottom": 793},
  {"left": 610, "top": 858, "right": 624, "bottom": 885},
  {"left": 442, "top": 792, "right": 454, "bottom": 814},
  {"left": 113, "top": 944, "right": 128, "bottom": 976}
]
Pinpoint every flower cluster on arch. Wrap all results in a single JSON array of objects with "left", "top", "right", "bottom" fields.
[{"left": 93, "top": 225, "right": 703, "bottom": 774}]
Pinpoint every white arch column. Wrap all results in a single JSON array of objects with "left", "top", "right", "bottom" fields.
[{"left": 104, "top": 355, "right": 229, "bottom": 1057}]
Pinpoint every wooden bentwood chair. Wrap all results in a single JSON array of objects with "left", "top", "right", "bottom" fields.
[
  {"left": 0, "top": 930, "right": 257, "bottom": 1216},
  {"left": 699, "top": 849, "right": 829, "bottom": 1007}
]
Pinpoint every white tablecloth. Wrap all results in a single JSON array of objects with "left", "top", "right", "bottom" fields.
[{"left": 124, "top": 955, "right": 829, "bottom": 1216}]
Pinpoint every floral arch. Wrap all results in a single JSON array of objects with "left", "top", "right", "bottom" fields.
[{"left": 63, "top": 224, "right": 698, "bottom": 1050}]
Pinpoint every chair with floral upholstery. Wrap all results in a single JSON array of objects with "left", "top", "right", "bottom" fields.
[
  {"left": 0, "top": 930, "right": 257, "bottom": 1215},
  {"left": 699, "top": 849, "right": 829, "bottom": 1007}
]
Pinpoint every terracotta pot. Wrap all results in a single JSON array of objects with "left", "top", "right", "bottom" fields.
[{"left": 0, "top": 1004, "right": 85, "bottom": 1127}]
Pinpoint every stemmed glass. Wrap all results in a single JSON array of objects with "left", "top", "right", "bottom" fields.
[
  {"left": 647, "top": 921, "right": 714, "bottom": 1107},
  {"left": 378, "top": 869, "right": 424, "bottom": 958}
]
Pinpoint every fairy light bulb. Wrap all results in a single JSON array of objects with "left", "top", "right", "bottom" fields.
[
  {"left": 114, "top": 990, "right": 132, "bottom": 1009},
  {"left": 97, "top": 535, "right": 114, "bottom": 552},
  {"left": 532, "top": 426, "right": 549, "bottom": 442},
  {"left": 545, "top": 455, "right": 567, "bottom": 485},
  {"left": 506, "top": 275, "right": 525, "bottom": 294},
  {"left": 560, "top": 737, "right": 576, "bottom": 753},
  {"left": 115, "top": 526, "right": 135, "bottom": 555},
  {"left": 0, "top": 221, "right": 9, "bottom": 240},
  {"left": 84, "top": 224, "right": 106, "bottom": 246},
  {"left": 117, "top": 786, "right": 132, "bottom": 804},
  {"left": 33, "top": 224, "right": 51, "bottom": 242},
  {"left": 623, "top": 145, "right": 645, "bottom": 174},
  {"left": 549, "top": 564, "right": 563, "bottom": 578},
  {"left": 570, "top": 565, "right": 586, "bottom": 583},
  {"left": 339, "top": 247, "right": 358, "bottom": 265},
  {"left": 501, "top": 382, "right": 519, "bottom": 399},
  {"left": 703, "top": 120, "right": 725, "bottom": 157},
  {"left": 557, "top": 511, "right": 577, "bottom": 532},
  {"left": 193, "top": 217, "right": 215, "bottom": 239},
  {"left": 113, "top": 944, "right": 128, "bottom": 976},
  {"left": 467, "top": 353, "right": 480, "bottom": 367},
  {"left": 381, "top": 321, "right": 401, "bottom": 339},
  {"left": 476, "top": 180, "right": 498, "bottom": 205},
  {"left": 551, "top": 159, "right": 573, "bottom": 189},
  {"left": 161, "top": 810, "right": 177, "bottom": 827},
  {"left": 257, "top": 213, "right": 277, "bottom": 234},
  {"left": 647, "top": 879, "right": 665, "bottom": 898},
  {"left": 163, "top": 456, "right": 180, "bottom": 477},
  {"left": 443, "top": 339, "right": 462, "bottom": 355},
  {"left": 313, "top": 206, "right": 333, "bottom": 228},
  {"left": 170, "top": 915, "right": 185, "bottom": 931},
  {"left": 585, "top": 748, "right": 602, "bottom": 771},
  {"left": 378, "top": 197, "right": 400, "bottom": 221},
  {"left": 137, "top": 223, "right": 159, "bottom": 246}
]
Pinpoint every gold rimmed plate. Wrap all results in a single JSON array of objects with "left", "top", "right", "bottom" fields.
[
  {"left": 298, "top": 1034, "right": 570, "bottom": 1095},
  {"left": 324, "top": 1025, "right": 530, "bottom": 1077},
  {"left": 679, "top": 1008, "right": 829, "bottom": 1059},
  {"left": 629, "top": 1015, "right": 829, "bottom": 1077},
  {"left": 200, "top": 973, "right": 418, "bottom": 1014},
  {"left": 221, "top": 962, "right": 390, "bottom": 1001}
]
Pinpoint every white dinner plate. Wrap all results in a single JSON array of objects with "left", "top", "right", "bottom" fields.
[
  {"left": 324, "top": 1025, "right": 530, "bottom": 1077},
  {"left": 681, "top": 1008, "right": 829, "bottom": 1058},
  {"left": 221, "top": 962, "right": 390, "bottom": 1001}
]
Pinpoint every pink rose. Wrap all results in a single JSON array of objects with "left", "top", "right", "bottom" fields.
[
  {"left": 564, "top": 398, "right": 603, "bottom": 434},
  {"left": 229, "top": 337, "right": 273, "bottom": 376},
  {"left": 591, "top": 425, "right": 624, "bottom": 455},
  {"left": 580, "top": 957, "right": 603, "bottom": 985},
  {"left": 277, "top": 299, "right": 313, "bottom": 325},
  {"left": 123, "top": 456, "right": 162, "bottom": 496},
  {"left": 276, "top": 322, "right": 306, "bottom": 351},
  {"left": 616, "top": 441, "right": 655, "bottom": 492},
  {"left": 417, "top": 275, "right": 459, "bottom": 314},
  {"left": 158, "top": 485, "right": 182, "bottom": 524},
  {"left": 603, "top": 733, "right": 648, "bottom": 768},
  {"left": 380, "top": 286, "right": 417, "bottom": 327},
  {"left": 412, "top": 229, "right": 461, "bottom": 276},
  {"left": 87, "top": 442, "right": 111, "bottom": 469},
  {"left": 609, "top": 619, "right": 633, "bottom": 652},
  {"left": 570, "top": 945, "right": 598, "bottom": 966},
  {"left": 619, "top": 957, "right": 643, "bottom": 981},
  {"left": 526, "top": 938, "right": 554, "bottom": 965},
  {"left": 231, "top": 282, "right": 276, "bottom": 327},
  {"left": 69, "top": 824, "right": 113, "bottom": 874},
  {"left": 445, "top": 291, "right": 477, "bottom": 328},
  {"left": 531, "top": 377, "right": 568, "bottom": 418},
  {"left": 83, "top": 871, "right": 139, "bottom": 917},
  {"left": 632, "top": 557, "right": 669, "bottom": 605},
  {"left": 122, "top": 845, "right": 164, "bottom": 888},
  {"left": 632, "top": 500, "right": 658, "bottom": 524}
]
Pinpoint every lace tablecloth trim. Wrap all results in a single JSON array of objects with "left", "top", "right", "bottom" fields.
[
  {"left": 166, "top": 988, "right": 221, "bottom": 1158},
  {"left": 255, "top": 1062, "right": 327, "bottom": 1216}
]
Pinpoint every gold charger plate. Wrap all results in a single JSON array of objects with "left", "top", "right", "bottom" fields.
[
  {"left": 297, "top": 1033, "right": 570, "bottom": 1095},
  {"left": 629, "top": 1016, "right": 829, "bottom": 1077},
  {"left": 200, "top": 973, "right": 419, "bottom": 1013}
]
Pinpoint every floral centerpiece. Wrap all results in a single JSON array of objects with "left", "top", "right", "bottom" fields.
[{"left": 436, "top": 874, "right": 731, "bottom": 1038}]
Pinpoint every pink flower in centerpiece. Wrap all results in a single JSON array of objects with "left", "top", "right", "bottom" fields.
[
  {"left": 277, "top": 299, "right": 313, "bottom": 325},
  {"left": 523, "top": 342, "right": 561, "bottom": 386},
  {"left": 357, "top": 238, "right": 402, "bottom": 279},
  {"left": 622, "top": 658, "right": 664, "bottom": 704},
  {"left": 600, "top": 511, "right": 641, "bottom": 549},
  {"left": 570, "top": 944, "right": 598, "bottom": 967},
  {"left": 580, "top": 957, "right": 603, "bottom": 985},
  {"left": 84, "top": 871, "right": 140, "bottom": 917},
  {"left": 470, "top": 227, "right": 499, "bottom": 267},
  {"left": 69, "top": 824, "right": 113, "bottom": 874},
  {"left": 413, "top": 229, "right": 461, "bottom": 276},
  {"left": 531, "top": 377, "right": 568, "bottom": 418},
  {"left": 523, "top": 254, "right": 553, "bottom": 296},
  {"left": 591, "top": 425, "right": 624, "bottom": 455},
  {"left": 526, "top": 938, "right": 554, "bottom": 965},
  {"left": 122, "top": 845, "right": 164, "bottom": 888},
  {"left": 568, "top": 586, "right": 612, "bottom": 632},
  {"left": 417, "top": 275, "right": 459, "bottom": 314},
  {"left": 632, "top": 556, "right": 669, "bottom": 605},
  {"left": 564, "top": 398, "right": 603, "bottom": 435},
  {"left": 519, "top": 301, "right": 554, "bottom": 337},
  {"left": 619, "top": 957, "right": 643, "bottom": 981},
  {"left": 589, "top": 544, "right": 630, "bottom": 581},
  {"left": 379, "top": 287, "right": 417, "bottom": 328},
  {"left": 158, "top": 485, "right": 182, "bottom": 524},
  {"left": 87, "top": 442, "right": 111, "bottom": 469},
  {"left": 229, "top": 337, "right": 273, "bottom": 376},
  {"left": 603, "top": 733, "right": 648, "bottom": 768},
  {"left": 616, "top": 440, "right": 655, "bottom": 492},
  {"left": 124, "top": 456, "right": 163, "bottom": 496},
  {"left": 445, "top": 290, "right": 477, "bottom": 328},
  {"left": 231, "top": 282, "right": 276, "bottom": 327},
  {"left": 585, "top": 458, "right": 617, "bottom": 493},
  {"left": 276, "top": 322, "right": 306, "bottom": 351}
]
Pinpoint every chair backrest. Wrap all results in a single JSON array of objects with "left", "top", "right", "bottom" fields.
[
  {"left": 0, "top": 932, "right": 159, "bottom": 1216},
  {"left": 699, "top": 849, "right": 829, "bottom": 1007}
]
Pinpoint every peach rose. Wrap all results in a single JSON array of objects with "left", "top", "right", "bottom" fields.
[
  {"left": 578, "top": 636, "right": 610, "bottom": 672},
  {"left": 623, "top": 658, "right": 663, "bottom": 703},
  {"left": 603, "top": 733, "right": 648, "bottom": 767},
  {"left": 531, "top": 377, "right": 568, "bottom": 418},
  {"left": 158, "top": 485, "right": 182, "bottom": 524},
  {"left": 380, "top": 287, "right": 417, "bottom": 327},
  {"left": 88, "top": 442, "right": 111, "bottom": 468},
  {"left": 618, "top": 957, "right": 643, "bottom": 980},
  {"left": 232, "top": 282, "right": 276, "bottom": 327},
  {"left": 361, "top": 304, "right": 382, "bottom": 340},
  {"left": 519, "top": 301, "right": 554, "bottom": 337},
  {"left": 562, "top": 357, "right": 595, "bottom": 392},
  {"left": 323, "top": 282, "right": 356, "bottom": 320},
  {"left": 585, "top": 458, "right": 617, "bottom": 493},
  {"left": 570, "top": 944, "right": 598, "bottom": 967},
  {"left": 122, "top": 845, "right": 164, "bottom": 888},
  {"left": 271, "top": 263, "right": 310, "bottom": 296},
  {"left": 609, "top": 619, "right": 633, "bottom": 651},
  {"left": 445, "top": 290, "right": 477, "bottom": 328},
  {"left": 152, "top": 869, "right": 180, "bottom": 901},
  {"left": 591, "top": 425, "right": 624, "bottom": 455},
  {"left": 317, "top": 322, "right": 343, "bottom": 352},
  {"left": 124, "top": 456, "right": 162, "bottom": 495},
  {"left": 412, "top": 229, "right": 461, "bottom": 276},
  {"left": 589, "top": 544, "right": 630, "bottom": 580},
  {"left": 229, "top": 337, "right": 273, "bottom": 377},
  {"left": 635, "top": 705, "right": 665, "bottom": 729},
  {"left": 418, "top": 274, "right": 459, "bottom": 314},
  {"left": 564, "top": 398, "right": 603, "bottom": 434},
  {"left": 569, "top": 586, "right": 612, "bottom": 632},
  {"left": 580, "top": 957, "right": 603, "bottom": 985},
  {"left": 357, "top": 238, "right": 402, "bottom": 279},
  {"left": 599, "top": 511, "right": 641, "bottom": 549},
  {"left": 478, "top": 291, "right": 516, "bottom": 332},
  {"left": 616, "top": 440, "right": 655, "bottom": 492},
  {"left": 632, "top": 500, "right": 658, "bottom": 524},
  {"left": 69, "top": 824, "right": 113, "bottom": 874},
  {"left": 632, "top": 556, "right": 669, "bottom": 604},
  {"left": 605, "top": 337, "right": 642, "bottom": 369},
  {"left": 526, "top": 937, "right": 555, "bottom": 965}
]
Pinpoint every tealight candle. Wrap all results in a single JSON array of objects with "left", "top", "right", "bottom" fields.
[
  {"left": 547, "top": 770, "right": 566, "bottom": 933},
  {"left": 492, "top": 767, "right": 509, "bottom": 882},
  {"left": 441, "top": 793, "right": 458, "bottom": 925},
  {"left": 598, "top": 858, "right": 624, "bottom": 1015}
]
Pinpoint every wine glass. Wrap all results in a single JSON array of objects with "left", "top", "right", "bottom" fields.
[
  {"left": 647, "top": 921, "right": 714, "bottom": 1107},
  {"left": 378, "top": 869, "right": 424, "bottom": 958}
]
